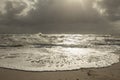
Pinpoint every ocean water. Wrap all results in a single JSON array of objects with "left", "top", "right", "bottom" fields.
[{"left": 0, "top": 33, "right": 120, "bottom": 71}]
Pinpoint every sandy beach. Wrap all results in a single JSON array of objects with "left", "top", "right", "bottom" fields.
[
  {"left": 0, "top": 0, "right": 120, "bottom": 79},
  {"left": 0, "top": 62, "right": 120, "bottom": 80}
]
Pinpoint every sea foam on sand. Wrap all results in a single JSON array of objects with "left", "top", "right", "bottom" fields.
[{"left": 0, "top": 47, "right": 119, "bottom": 71}]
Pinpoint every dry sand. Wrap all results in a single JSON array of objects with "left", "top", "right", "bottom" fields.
[{"left": 0, "top": 62, "right": 120, "bottom": 80}]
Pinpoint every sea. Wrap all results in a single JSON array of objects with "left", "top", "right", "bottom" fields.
[{"left": 0, "top": 33, "right": 120, "bottom": 71}]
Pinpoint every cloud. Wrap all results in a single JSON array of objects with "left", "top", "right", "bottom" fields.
[
  {"left": 22, "top": 0, "right": 100, "bottom": 24},
  {"left": 0, "top": 0, "right": 99, "bottom": 24},
  {"left": 93, "top": 0, "right": 120, "bottom": 21},
  {"left": 0, "top": 0, "right": 37, "bottom": 17},
  {"left": 0, "top": 0, "right": 118, "bottom": 34}
]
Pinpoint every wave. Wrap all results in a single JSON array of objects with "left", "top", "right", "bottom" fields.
[
  {"left": 0, "top": 33, "right": 120, "bottom": 50},
  {"left": 0, "top": 33, "right": 120, "bottom": 45},
  {"left": 0, "top": 48, "right": 119, "bottom": 71},
  {"left": 0, "top": 33, "right": 120, "bottom": 71}
]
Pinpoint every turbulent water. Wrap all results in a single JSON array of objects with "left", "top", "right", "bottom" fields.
[{"left": 0, "top": 33, "right": 120, "bottom": 71}]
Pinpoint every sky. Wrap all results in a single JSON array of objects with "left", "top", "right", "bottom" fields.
[{"left": 0, "top": 0, "right": 120, "bottom": 34}]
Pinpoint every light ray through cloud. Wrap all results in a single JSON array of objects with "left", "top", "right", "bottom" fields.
[{"left": 66, "top": 0, "right": 87, "bottom": 10}]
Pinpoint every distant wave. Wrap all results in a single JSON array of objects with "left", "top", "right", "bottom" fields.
[{"left": 0, "top": 33, "right": 120, "bottom": 47}]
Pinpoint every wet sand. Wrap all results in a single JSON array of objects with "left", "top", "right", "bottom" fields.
[{"left": 0, "top": 62, "right": 120, "bottom": 80}]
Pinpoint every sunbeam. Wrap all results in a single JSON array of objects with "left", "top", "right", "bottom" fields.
[{"left": 66, "top": 0, "right": 86, "bottom": 9}]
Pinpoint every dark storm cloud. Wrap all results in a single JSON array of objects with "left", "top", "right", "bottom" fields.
[
  {"left": 0, "top": 0, "right": 101, "bottom": 24},
  {"left": 0, "top": 1, "right": 26, "bottom": 24},
  {"left": 93, "top": 0, "right": 120, "bottom": 21},
  {"left": 0, "top": 0, "right": 119, "bottom": 34},
  {"left": 18, "top": 0, "right": 103, "bottom": 24},
  {"left": 0, "top": 0, "right": 37, "bottom": 24}
]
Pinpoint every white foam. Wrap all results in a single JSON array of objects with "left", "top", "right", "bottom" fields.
[{"left": 0, "top": 47, "right": 119, "bottom": 71}]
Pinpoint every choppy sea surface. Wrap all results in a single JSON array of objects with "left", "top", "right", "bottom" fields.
[{"left": 0, "top": 33, "right": 120, "bottom": 71}]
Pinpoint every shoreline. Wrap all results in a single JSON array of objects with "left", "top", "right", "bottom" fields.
[
  {"left": 0, "top": 61, "right": 119, "bottom": 73},
  {"left": 0, "top": 62, "right": 120, "bottom": 80}
]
